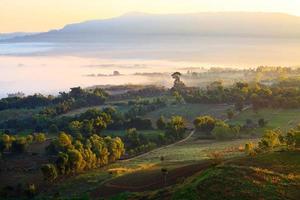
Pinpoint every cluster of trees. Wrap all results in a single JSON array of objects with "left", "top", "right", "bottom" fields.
[
  {"left": 124, "top": 115, "right": 187, "bottom": 156},
  {"left": 42, "top": 132, "right": 125, "bottom": 181},
  {"left": 124, "top": 128, "right": 157, "bottom": 156},
  {"left": 245, "top": 127, "right": 300, "bottom": 156},
  {"left": 0, "top": 87, "right": 108, "bottom": 134},
  {"left": 109, "top": 85, "right": 167, "bottom": 101},
  {"left": 156, "top": 116, "right": 187, "bottom": 141},
  {"left": 0, "top": 98, "right": 159, "bottom": 135},
  {"left": 171, "top": 71, "right": 300, "bottom": 111},
  {"left": 39, "top": 87, "right": 108, "bottom": 116},
  {"left": 0, "top": 87, "right": 108, "bottom": 113},
  {"left": 0, "top": 133, "right": 46, "bottom": 155},
  {"left": 125, "top": 98, "right": 167, "bottom": 119},
  {"left": 0, "top": 94, "right": 53, "bottom": 111},
  {"left": 193, "top": 116, "right": 240, "bottom": 140}
]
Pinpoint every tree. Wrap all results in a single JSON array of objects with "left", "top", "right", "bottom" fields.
[
  {"left": 34, "top": 133, "right": 46, "bottom": 143},
  {"left": 67, "top": 149, "right": 85, "bottom": 173},
  {"left": 173, "top": 91, "right": 184, "bottom": 104},
  {"left": 125, "top": 128, "right": 140, "bottom": 148},
  {"left": 57, "top": 132, "right": 73, "bottom": 149},
  {"left": 55, "top": 152, "right": 69, "bottom": 174},
  {"left": 171, "top": 72, "right": 186, "bottom": 93},
  {"left": 1, "top": 134, "right": 12, "bottom": 151},
  {"left": 41, "top": 164, "right": 58, "bottom": 182},
  {"left": 258, "top": 130, "right": 282, "bottom": 150},
  {"left": 81, "top": 120, "right": 94, "bottom": 136},
  {"left": 156, "top": 116, "right": 167, "bottom": 130},
  {"left": 166, "top": 116, "right": 186, "bottom": 140},
  {"left": 26, "top": 134, "right": 34, "bottom": 143},
  {"left": 68, "top": 121, "right": 82, "bottom": 136},
  {"left": 212, "top": 122, "right": 236, "bottom": 140},
  {"left": 193, "top": 116, "right": 216, "bottom": 135},
  {"left": 105, "top": 136, "right": 125, "bottom": 162}
]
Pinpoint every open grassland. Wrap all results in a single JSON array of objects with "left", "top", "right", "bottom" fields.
[
  {"left": 127, "top": 150, "right": 300, "bottom": 200},
  {"left": 229, "top": 108, "right": 300, "bottom": 131}
]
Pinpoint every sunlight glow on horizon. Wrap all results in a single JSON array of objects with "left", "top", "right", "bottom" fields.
[{"left": 1, "top": 0, "right": 300, "bottom": 33}]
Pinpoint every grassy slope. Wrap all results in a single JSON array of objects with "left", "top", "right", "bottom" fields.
[
  {"left": 229, "top": 108, "right": 300, "bottom": 132},
  {"left": 130, "top": 150, "right": 300, "bottom": 200},
  {"left": 40, "top": 137, "right": 256, "bottom": 199}
]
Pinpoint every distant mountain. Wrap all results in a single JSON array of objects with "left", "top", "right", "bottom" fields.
[
  {"left": 3, "top": 12, "right": 300, "bottom": 43},
  {"left": 0, "top": 32, "right": 37, "bottom": 41}
]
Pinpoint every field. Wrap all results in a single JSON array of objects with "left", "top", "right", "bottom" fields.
[{"left": 229, "top": 108, "right": 300, "bottom": 132}]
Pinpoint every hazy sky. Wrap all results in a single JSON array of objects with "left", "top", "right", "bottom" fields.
[{"left": 1, "top": 0, "right": 300, "bottom": 33}]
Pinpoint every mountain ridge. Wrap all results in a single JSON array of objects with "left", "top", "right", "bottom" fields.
[{"left": 3, "top": 12, "right": 300, "bottom": 43}]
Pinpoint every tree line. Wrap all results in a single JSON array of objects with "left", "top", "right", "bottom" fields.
[{"left": 171, "top": 72, "right": 300, "bottom": 111}]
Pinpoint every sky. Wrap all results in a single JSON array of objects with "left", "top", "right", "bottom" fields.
[{"left": 1, "top": 0, "right": 300, "bottom": 33}]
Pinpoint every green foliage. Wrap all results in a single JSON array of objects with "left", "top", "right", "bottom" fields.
[
  {"left": 212, "top": 122, "right": 239, "bottom": 140},
  {"left": 34, "top": 133, "right": 46, "bottom": 143},
  {"left": 258, "top": 129, "right": 282, "bottom": 150},
  {"left": 46, "top": 132, "right": 125, "bottom": 178},
  {"left": 193, "top": 116, "right": 216, "bottom": 134},
  {"left": 166, "top": 116, "right": 186, "bottom": 140}
]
